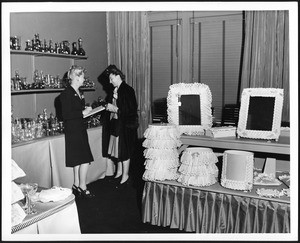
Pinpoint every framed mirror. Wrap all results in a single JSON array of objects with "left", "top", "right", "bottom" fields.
[
  {"left": 237, "top": 88, "right": 284, "bottom": 141},
  {"left": 167, "top": 83, "right": 213, "bottom": 135}
]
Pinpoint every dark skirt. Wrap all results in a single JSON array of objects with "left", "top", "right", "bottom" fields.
[{"left": 65, "top": 128, "right": 94, "bottom": 167}]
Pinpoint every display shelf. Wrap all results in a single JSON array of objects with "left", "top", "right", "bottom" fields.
[
  {"left": 180, "top": 135, "right": 290, "bottom": 155},
  {"left": 10, "top": 49, "right": 88, "bottom": 59},
  {"left": 11, "top": 87, "right": 95, "bottom": 95}
]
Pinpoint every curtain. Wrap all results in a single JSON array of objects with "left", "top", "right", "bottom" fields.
[
  {"left": 142, "top": 181, "right": 290, "bottom": 233},
  {"left": 106, "top": 12, "right": 151, "bottom": 138},
  {"left": 240, "top": 11, "right": 289, "bottom": 123}
]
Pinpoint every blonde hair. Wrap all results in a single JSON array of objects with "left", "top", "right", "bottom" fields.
[{"left": 67, "top": 65, "right": 85, "bottom": 82}]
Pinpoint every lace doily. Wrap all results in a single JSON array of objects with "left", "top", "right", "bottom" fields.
[
  {"left": 166, "top": 83, "right": 213, "bottom": 135},
  {"left": 256, "top": 188, "right": 290, "bottom": 198},
  {"left": 253, "top": 172, "right": 282, "bottom": 186},
  {"left": 221, "top": 150, "right": 254, "bottom": 191},
  {"left": 278, "top": 174, "right": 290, "bottom": 187}
]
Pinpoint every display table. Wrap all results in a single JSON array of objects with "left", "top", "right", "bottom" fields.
[
  {"left": 180, "top": 135, "right": 290, "bottom": 155},
  {"left": 12, "top": 126, "right": 114, "bottom": 188},
  {"left": 142, "top": 180, "right": 290, "bottom": 233},
  {"left": 179, "top": 135, "right": 290, "bottom": 174},
  {"left": 12, "top": 194, "right": 80, "bottom": 234}
]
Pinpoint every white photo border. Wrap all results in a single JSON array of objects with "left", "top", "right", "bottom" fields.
[
  {"left": 167, "top": 83, "right": 213, "bottom": 135},
  {"left": 237, "top": 88, "right": 284, "bottom": 141}
]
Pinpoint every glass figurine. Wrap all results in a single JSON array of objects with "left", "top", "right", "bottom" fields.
[{"left": 78, "top": 38, "right": 86, "bottom": 56}]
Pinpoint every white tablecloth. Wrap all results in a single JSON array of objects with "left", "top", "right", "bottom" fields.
[
  {"left": 12, "top": 126, "right": 114, "bottom": 188},
  {"left": 12, "top": 194, "right": 80, "bottom": 234}
]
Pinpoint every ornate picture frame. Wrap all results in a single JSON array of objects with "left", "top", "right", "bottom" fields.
[
  {"left": 237, "top": 88, "right": 284, "bottom": 141},
  {"left": 167, "top": 83, "right": 213, "bottom": 135}
]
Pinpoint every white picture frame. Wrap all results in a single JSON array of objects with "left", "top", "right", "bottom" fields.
[
  {"left": 237, "top": 88, "right": 284, "bottom": 141},
  {"left": 167, "top": 83, "right": 213, "bottom": 135}
]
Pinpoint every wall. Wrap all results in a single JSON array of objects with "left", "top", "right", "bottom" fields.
[{"left": 10, "top": 12, "right": 108, "bottom": 118}]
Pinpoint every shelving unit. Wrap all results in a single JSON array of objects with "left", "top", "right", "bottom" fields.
[
  {"left": 11, "top": 47, "right": 94, "bottom": 118},
  {"left": 11, "top": 49, "right": 93, "bottom": 95},
  {"left": 11, "top": 87, "right": 95, "bottom": 95},
  {"left": 10, "top": 49, "right": 88, "bottom": 59}
]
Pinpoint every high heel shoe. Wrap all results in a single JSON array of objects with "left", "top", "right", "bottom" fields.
[
  {"left": 72, "top": 185, "right": 80, "bottom": 197},
  {"left": 77, "top": 187, "right": 95, "bottom": 199},
  {"left": 115, "top": 177, "right": 132, "bottom": 189}
]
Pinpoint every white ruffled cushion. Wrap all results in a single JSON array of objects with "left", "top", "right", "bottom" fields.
[
  {"left": 11, "top": 159, "right": 26, "bottom": 181},
  {"left": 177, "top": 147, "right": 219, "bottom": 186},
  {"left": 11, "top": 203, "right": 26, "bottom": 227},
  {"left": 11, "top": 181, "right": 24, "bottom": 204},
  {"left": 143, "top": 148, "right": 179, "bottom": 160},
  {"left": 143, "top": 124, "right": 181, "bottom": 140},
  {"left": 177, "top": 173, "right": 217, "bottom": 187},
  {"left": 143, "top": 168, "right": 179, "bottom": 181},
  {"left": 142, "top": 124, "right": 182, "bottom": 182},
  {"left": 144, "top": 158, "right": 179, "bottom": 170},
  {"left": 142, "top": 138, "right": 182, "bottom": 149}
]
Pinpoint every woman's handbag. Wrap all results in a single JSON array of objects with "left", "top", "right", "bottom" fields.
[{"left": 110, "top": 118, "right": 120, "bottom": 137}]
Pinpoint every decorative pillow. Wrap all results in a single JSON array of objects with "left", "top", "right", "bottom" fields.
[
  {"left": 11, "top": 159, "right": 26, "bottom": 181},
  {"left": 11, "top": 203, "right": 26, "bottom": 227},
  {"left": 11, "top": 181, "right": 24, "bottom": 204}
]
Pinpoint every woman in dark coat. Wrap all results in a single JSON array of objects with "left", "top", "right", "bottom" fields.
[
  {"left": 60, "top": 65, "right": 95, "bottom": 198},
  {"left": 102, "top": 65, "right": 139, "bottom": 186}
]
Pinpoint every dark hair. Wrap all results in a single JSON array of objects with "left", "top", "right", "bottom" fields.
[{"left": 105, "top": 64, "right": 125, "bottom": 82}]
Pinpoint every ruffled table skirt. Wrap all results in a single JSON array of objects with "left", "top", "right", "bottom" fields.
[{"left": 142, "top": 180, "right": 290, "bottom": 233}]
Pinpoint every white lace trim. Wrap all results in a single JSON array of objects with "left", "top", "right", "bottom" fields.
[
  {"left": 176, "top": 147, "right": 219, "bottom": 186},
  {"left": 253, "top": 172, "right": 282, "bottom": 186},
  {"left": 142, "top": 124, "right": 182, "bottom": 181},
  {"left": 142, "top": 139, "right": 182, "bottom": 149},
  {"left": 256, "top": 188, "right": 290, "bottom": 198},
  {"left": 144, "top": 158, "right": 179, "bottom": 170},
  {"left": 178, "top": 163, "right": 219, "bottom": 177},
  {"left": 143, "top": 124, "right": 181, "bottom": 140},
  {"left": 177, "top": 174, "right": 217, "bottom": 187},
  {"left": 221, "top": 151, "right": 254, "bottom": 191},
  {"left": 166, "top": 83, "right": 213, "bottom": 135},
  {"left": 237, "top": 88, "right": 284, "bottom": 140},
  {"left": 143, "top": 148, "right": 179, "bottom": 159},
  {"left": 143, "top": 169, "right": 179, "bottom": 181},
  {"left": 180, "top": 148, "right": 218, "bottom": 165},
  {"left": 278, "top": 174, "right": 290, "bottom": 181}
]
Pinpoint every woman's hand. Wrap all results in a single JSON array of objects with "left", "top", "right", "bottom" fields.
[
  {"left": 106, "top": 103, "right": 118, "bottom": 113},
  {"left": 82, "top": 106, "right": 92, "bottom": 116}
]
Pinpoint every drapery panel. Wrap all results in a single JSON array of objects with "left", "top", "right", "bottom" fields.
[
  {"left": 106, "top": 12, "right": 151, "bottom": 137},
  {"left": 142, "top": 181, "right": 290, "bottom": 233},
  {"left": 240, "top": 11, "right": 289, "bottom": 122}
]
